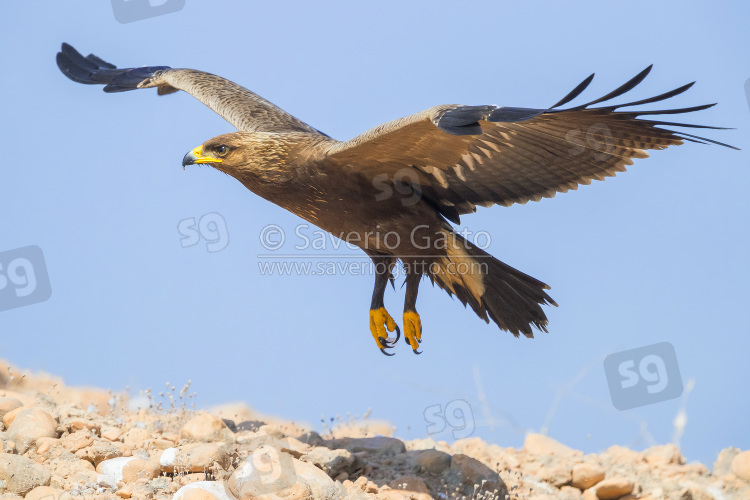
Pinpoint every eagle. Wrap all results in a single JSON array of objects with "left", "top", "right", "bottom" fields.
[{"left": 56, "top": 43, "right": 735, "bottom": 355}]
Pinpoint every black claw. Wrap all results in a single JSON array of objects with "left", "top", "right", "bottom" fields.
[
  {"left": 412, "top": 348, "right": 422, "bottom": 355},
  {"left": 391, "top": 324, "right": 401, "bottom": 344},
  {"left": 380, "top": 347, "right": 395, "bottom": 357}
]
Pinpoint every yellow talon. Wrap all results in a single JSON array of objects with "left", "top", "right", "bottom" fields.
[
  {"left": 369, "top": 307, "right": 399, "bottom": 351},
  {"left": 403, "top": 311, "right": 422, "bottom": 351}
]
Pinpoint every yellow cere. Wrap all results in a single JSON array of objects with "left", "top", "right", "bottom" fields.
[{"left": 193, "top": 145, "right": 223, "bottom": 164}]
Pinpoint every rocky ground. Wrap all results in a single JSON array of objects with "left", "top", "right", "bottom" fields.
[{"left": 0, "top": 360, "right": 748, "bottom": 500}]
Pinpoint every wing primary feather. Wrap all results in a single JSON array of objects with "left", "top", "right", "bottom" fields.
[
  {"left": 605, "top": 82, "right": 696, "bottom": 110},
  {"left": 567, "top": 65, "right": 653, "bottom": 110},
  {"left": 549, "top": 73, "right": 595, "bottom": 109},
  {"left": 660, "top": 130, "right": 740, "bottom": 150},
  {"left": 624, "top": 103, "right": 716, "bottom": 116},
  {"left": 640, "top": 118, "right": 731, "bottom": 130}
]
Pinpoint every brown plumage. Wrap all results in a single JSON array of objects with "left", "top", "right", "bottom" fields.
[{"left": 56, "top": 43, "right": 736, "bottom": 355}]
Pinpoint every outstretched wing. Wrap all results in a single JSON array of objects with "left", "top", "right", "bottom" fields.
[
  {"left": 325, "top": 66, "right": 737, "bottom": 223},
  {"left": 56, "top": 43, "right": 322, "bottom": 135}
]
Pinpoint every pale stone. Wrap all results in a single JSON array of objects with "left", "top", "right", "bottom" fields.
[
  {"left": 559, "top": 485, "right": 584, "bottom": 499},
  {"left": 300, "top": 447, "right": 356, "bottom": 477},
  {"left": 164, "top": 443, "right": 232, "bottom": 473},
  {"left": 76, "top": 440, "right": 123, "bottom": 467},
  {"left": 122, "top": 427, "right": 151, "bottom": 448},
  {"left": 387, "top": 476, "right": 431, "bottom": 500},
  {"left": 0, "top": 453, "right": 51, "bottom": 495},
  {"left": 644, "top": 444, "right": 685, "bottom": 465},
  {"left": 227, "top": 447, "right": 342, "bottom": 500},
  {"left": 538, "top": 462, "right": 572, "bottom": 487},
  {"left": 181, "top": 413, "right": 232, "bottom": 443},
  {"left": 121, "top": 457, "right": 161, "bottom": 483},
  {"left": 731, "top": 450, "right": 750, "bottom": 481},
  {"left": 61, "top": 429, "right": 95, "bottom": 452},
  {"left": 67, "top": 418, "right": 101, "bottom": 435},
  {"left": 6, "top": 408, "right": 57, "bottom": 453},
  {"left": 24, "top": 486, "right": 73, "bottom": 500},
  {"left": 96, "top": 456, "right": 139, "bottom": 482},
  {"left": 571, "top": 463, "right": 606, "bottom": 490},
  {"left": 1, "top": 406, "right": 29, "bottom": 428},
  {"left": 524, "top": 433, "right": 579, "bottom": 457},
  {"left": 594, "top": 477, "right": 634, "bottom": 499},
  {"left": 101, "top": 425, "right": 123, "bottom": 442},
  {"left": 678, "top": 488, "right": 715, "bottom": 500},
  {"left": 0, "top": 399, "right": 23, "bottom": 420},
  {"left": 178, "top": 486, "right": 233, "bottom": 500}
]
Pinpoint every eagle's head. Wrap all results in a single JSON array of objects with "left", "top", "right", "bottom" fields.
[{"left": 182, "top": 132, "right": 300, "bottom": 187}]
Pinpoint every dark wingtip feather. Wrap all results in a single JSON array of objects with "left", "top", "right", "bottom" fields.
[
  {"left": 57, "top": 43, "right": 171, "bottom": 93},
  {"left": 549, "top": 73, "right": 595, "bottom": 109},
  {"left": 569, "top": 65, "right": 654, "bottom": 110}
]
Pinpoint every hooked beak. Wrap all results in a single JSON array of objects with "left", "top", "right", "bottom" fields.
[{"left": 182, "top": 146, "right": 223, "bottom": 169}]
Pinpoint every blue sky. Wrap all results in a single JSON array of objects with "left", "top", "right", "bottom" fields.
[{"left": 1, "top": 1, "right": 748, "bottom": 466}]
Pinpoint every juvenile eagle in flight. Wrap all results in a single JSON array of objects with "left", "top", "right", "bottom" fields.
[{"left": 57, "top": 43, "right": 735, "bottom": 355}]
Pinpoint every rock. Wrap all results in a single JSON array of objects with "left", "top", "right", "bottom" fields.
[
  {"left": 644, "top": 444, "right": 685, "bottom": 465},
  {"left": 122, "top": 427, "right": 150, "bottom": 448},
  {"left": 75, "top": 440, "right": 123, "bottom": 466},
  {"left": 24, "top": 486, "right": 73, "bottom": 500},
  {"left": 301, "top": 447, "right": 357, "bottom": 477},
  {"left": 297, "top": 431, "right": 325, "bottom": 448},
  {"left": 0, "top": 453, "right": 51, "bottom": 495},
  {"left": 227, "top": 448, "right": 308, "bottom": 500},
  {"left": 524, "top": 434, "right": 579, "bottom": 457},
  {"left": 292, "top": 459, "right": 344, "bottom": 500},
  {"left": 228, "top": 446, "right": 342, "bottom": 500},
  {"left": 731, "top": 450, "right": 750, "bottom": 481},
  {"left": 408, "top": 449, "right": 452, "bottom": 474},
  {"left": 582, "top": 489, "right": 598, "bottom": 500},
  {"left": 35, "top": 436, "right": 59, "bottom": 455},
  {"left": 713, "top": 447, "right": 740, "bottom": 476},
  {"left": 387, "top": 476, "right": 431, "bottom": 500},
  {"left": 101, "top": 425, "right": 123, "bottom": 442},
  {"left": 603, "top": 445, "right": 643, "bottom": 465},
  {"left": 559, "top": 485, "right": 584, "bottom": 499},
  {"left": 96, "top": 456, "right": 139, "bottom": 481},
  {"left": 330, "top": 436, "right": 406, "bottom": 455},
  {"left": 538, "top": 462, "right": 572, "bottom": 487},
  {"left": 67, "top": 418, "right": 101, "bottom": 435},
  {"left": 122, "top": 457, "right": 161, "bottom": 483},
  {"left": 181, "top": 413, "right": 233, "bottom": 443},
  {"left": 1, "top": 406, "right": 28, "bottom": 428},
  {"left": 179, "top": 473, "right": 208, "bottom": 486},
  {"left": 61, "top": 429, "right": 95, "bottom": 452},
  {"left": 0, "top": 399, "right": 22, "bottom": 420},
  {"left": 5, "top": 408, "right": 57, "bottom": 452},
  {"left": 679, "top": 487, "right": 715, "bottom": 500},
  {"left": 445, "top": 454, "right": 507, "bottom": 498},
  {"left": 163, "top": 443, "right": 232, "bottom": 473},
  {"left": 594, "top": 477, "right": 634, "bottom": 499},
  {"left": 571, "top": 463, "right": 606, "bottom": 490},
  {"left": 174, "top": 481, "right": 235, "bottom": 500}
]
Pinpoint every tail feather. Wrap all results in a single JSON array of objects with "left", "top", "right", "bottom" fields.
[{"left": 431, "top": 234, "right": 556, "bottom": 337}]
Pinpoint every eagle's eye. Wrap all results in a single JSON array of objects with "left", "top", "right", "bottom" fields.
[{"left": 216, "top": 145, "right": 228, "bottom": 156}]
